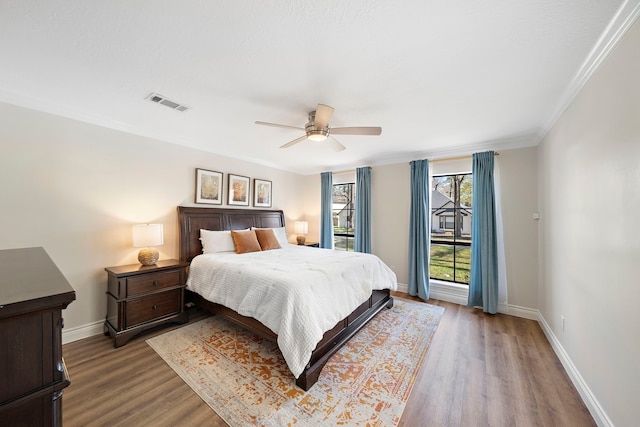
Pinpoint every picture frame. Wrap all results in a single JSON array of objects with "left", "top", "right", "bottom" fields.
[
  {"left": 228, "top": 174, "right": 250, "bottom": 206},
  {"left": 195, "top": 168, "right": 223, "bottom": 205},
  {"left": 253, "top": 179, "right": 272, "bottom": 208}
]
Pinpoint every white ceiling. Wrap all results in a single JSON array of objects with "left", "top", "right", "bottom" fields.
[{"left": 1, "top": 0, "right": 637, "bottom": 174}]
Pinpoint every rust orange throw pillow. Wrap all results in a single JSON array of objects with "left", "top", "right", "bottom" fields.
[
  {"left": 230, "top": 229, "right": 262, "bottom": 254},
  {"left": 255, "top": 229, "right": 282, "bottom": 251}
]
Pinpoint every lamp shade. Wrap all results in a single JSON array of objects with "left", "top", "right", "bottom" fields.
[
  {"left": 294, "top": 221, "right": 308, "bottom": 235},
  {"left": 132, "top": 224, "right": 164, "bottom": 248},
  {"left": 132, "top": 224, "right": 163, "bottom": 266}
]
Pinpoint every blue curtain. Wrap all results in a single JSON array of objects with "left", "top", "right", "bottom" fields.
[
  {"left": 408, "top": 159, "right": 430, "bottom": 300},
  {"left": 468, "top": 151, "right": 498, "bottom": 314},
  {"left": 354, "top": 166, "right": 372, "bottom": 253},
  {"left": 320, "top": 172, "right": 333, "bottom": 249}
]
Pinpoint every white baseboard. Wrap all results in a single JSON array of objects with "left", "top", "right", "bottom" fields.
[
  {"left": 397, "top": 281, "right": 467, "bottom": 306},
  {"left": 399, "top": 281, "right": 538, "bottom": 321},
  {"left": 536, "top": 313, "right": 613, "bottom": 427},
  {"left": 62, "top": 319, "right": 105, "bottom": 344},
  {"left": 502, "top": 303, "right": 539, "bottom": 320}
]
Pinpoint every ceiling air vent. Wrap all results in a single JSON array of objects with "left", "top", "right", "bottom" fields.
[{"left": 146, "top": 93, "right": 190, "bottom": 112}]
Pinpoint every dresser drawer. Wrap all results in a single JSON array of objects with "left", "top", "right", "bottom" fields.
[
  {"left": 125, "top": 290, "right": 181, "bottom": 327},
  {"left": 126, "top": 269, "right": 182, "bottom": 297}
]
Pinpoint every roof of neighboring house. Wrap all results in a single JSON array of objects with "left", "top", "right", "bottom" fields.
[
  {"left": 434, "top": 208, "right": 470, "bottom": 217},
  {"left": 431, "top": 190, "right": 472, "bottom": 215},
  {"left": 431, "top": 190, "right": 471, "bottom": 208},
  {"left": 431, "top": 190, "right": 453, "bottom": 209}
]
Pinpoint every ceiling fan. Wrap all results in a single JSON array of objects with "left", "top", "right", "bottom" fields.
[{"left": 255, "top": 104, "right": 382, "bottom": 152}]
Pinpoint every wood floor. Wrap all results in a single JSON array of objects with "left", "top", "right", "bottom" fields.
[{"left": 62, "top": 295, "right": 595, "bottom": 427}]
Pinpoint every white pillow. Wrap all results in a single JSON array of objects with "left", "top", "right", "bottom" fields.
[
  {"left": 252, "top": 227, "right": 289, "bottom": 246},
  {"left": 200, "top": 229, "right": 236, "bottom": 253}
]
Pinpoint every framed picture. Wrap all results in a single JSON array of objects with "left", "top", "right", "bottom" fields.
[
  {"left": 253, "top": 179, "right": 272, "bottom": 208},
  {"left": 228, "top": 174, "right": 250, "bottom": 206},
  {"left": 195, "top": 168, "right": 223, "bottom": 205}
]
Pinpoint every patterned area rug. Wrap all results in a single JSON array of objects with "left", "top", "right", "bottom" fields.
[{"left": 147, "top": 298, "right": 444, "bottom": 426}]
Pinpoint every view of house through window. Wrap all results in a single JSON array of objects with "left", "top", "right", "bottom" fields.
[
  {"left": 430, "top": 173, "right": 473, "bottom": 284},
  {"left": 332, "top": 183, "right": 355, "bottom": 251}
]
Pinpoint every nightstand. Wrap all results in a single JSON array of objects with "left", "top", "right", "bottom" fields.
[
  {"left": 304, "top": 242, "right": 319, "bottom": 247},
  {"left": 104, "top": 259, "right": 189, "bottom": 347}
]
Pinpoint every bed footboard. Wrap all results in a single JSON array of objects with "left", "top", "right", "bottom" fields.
[
  {"left": 186, "top": 288, "right": 394, "bottom": 390},
  {"left": 296, "top": 289, "right": 394, "bottom": 390}
]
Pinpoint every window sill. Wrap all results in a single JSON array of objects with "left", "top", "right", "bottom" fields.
[{"left": 428, "top": 279, "right": 469, "bottom": 305}]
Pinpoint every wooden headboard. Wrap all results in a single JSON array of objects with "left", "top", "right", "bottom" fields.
[{"left": 177, "top": 206, "right": 285, "bottom": 263}]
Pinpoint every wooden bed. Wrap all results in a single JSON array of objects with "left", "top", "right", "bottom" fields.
[{"left": 177, "top": 206, "right": 394, "bottom": 390}]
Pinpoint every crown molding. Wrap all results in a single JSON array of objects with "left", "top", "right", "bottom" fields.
[
  {"left": 537, "top": 0, "right": 640, "bottom": 144},
  {"left": 316, "top": 133, "right": 538, "bottom": 176}
]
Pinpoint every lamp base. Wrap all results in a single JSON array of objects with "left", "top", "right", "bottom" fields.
[
  {"left": 138, "top": 248, "right": 159, "bottom": 266},
  {"left": 296, "top": 235, "right": 306, "bottom": 245}
]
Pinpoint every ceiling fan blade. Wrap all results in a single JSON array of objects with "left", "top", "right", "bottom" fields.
[
  {"left": 330, "top": 126, "right": 382, "bottom": 136},
  {"left": 279, "top": 135, "right": 308, "bottom": 149},
  {"left": 314, "top": 104, "right": 334, "bottom": 128},
  {"left": 255, "top": 121, "right": 304, "bottom": 131},
  {"left": 329, "top": 136, "right": 346, "bottom": 152}
]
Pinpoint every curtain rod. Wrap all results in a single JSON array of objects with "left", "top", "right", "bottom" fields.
[
  {"left": 429, "top": 152, "right": 499, "bottom": 163},
  {"left": 328, "top": 152, "right": 499, "bottom": 173}
]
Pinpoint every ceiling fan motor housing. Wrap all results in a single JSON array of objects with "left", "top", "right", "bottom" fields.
[{"left": 305, "top": 111, "right": 329, "bottom": 141}]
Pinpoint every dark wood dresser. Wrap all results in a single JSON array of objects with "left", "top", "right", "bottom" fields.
[
  {"left": 0, "top": 247, "right": 76, "bottom": 427},
  {"left": 104, "top": 259, "right": 189, "bottom": 347}
]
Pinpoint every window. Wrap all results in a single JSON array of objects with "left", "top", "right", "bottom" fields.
[
  {"left": 439, "top": 216, "right": 455, "bottom": 230},
  {"left": 332, "top": 183, "right": 355, "bottom": 251},
  {"left": 430, "top": 173, "right": 472, "bottom": 284}
]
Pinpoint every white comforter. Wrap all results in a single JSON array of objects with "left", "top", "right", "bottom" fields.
[{"left": 186, "top": 244, "right": 397, "bottom": 378}]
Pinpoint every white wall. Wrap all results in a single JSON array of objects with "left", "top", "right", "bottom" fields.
[
  {"left": 537, "top": 18, "right": 640, "bottom": 427},
  {"left": 371, "top": 163, "right": 411, "bottom": 281},
  {"left": 300, "top": 174, "right": 321, "bottom": 241},
  {"left": 0, "top": 101, "right": 305, "bottom": 337},
  {"left": 497, "top": 147, "right": 539, "bottom": 309}
]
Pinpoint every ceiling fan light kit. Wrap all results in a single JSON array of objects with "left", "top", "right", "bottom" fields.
[
  {"left": 307, "top": 130, "right": 328, "bottom": 142},
  {"left": 255, "top": 104, "right": 381, "bottom": 151}
]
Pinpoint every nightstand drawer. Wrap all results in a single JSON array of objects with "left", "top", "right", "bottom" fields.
[
  {"left": 125, "top": 290, "right": 181, "bottom": 327},
  {"left": 126, "top": 270, "right": 182, "bottom": 297}
]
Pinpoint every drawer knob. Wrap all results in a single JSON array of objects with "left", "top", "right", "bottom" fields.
[
  {"left": 153, "top": 280, "right": 160, "bottom": 286},
  {"left": 152, "top": 304, "right": 158, "bottom": 310}
]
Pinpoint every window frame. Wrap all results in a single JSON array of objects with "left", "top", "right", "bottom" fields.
[
  {"left": 430, "top": 173, "right": 473, "bottom": 285},
  {"left": 332, "top": 182, "right": 356, "bottom": 252}
]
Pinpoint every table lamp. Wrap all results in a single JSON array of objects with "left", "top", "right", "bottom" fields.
[
  {"left": 294, "top": 221, "right": 308, "bottom": 245},
  {"left": 132, "top": 224, "right": 164, "bottom": 266}
]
